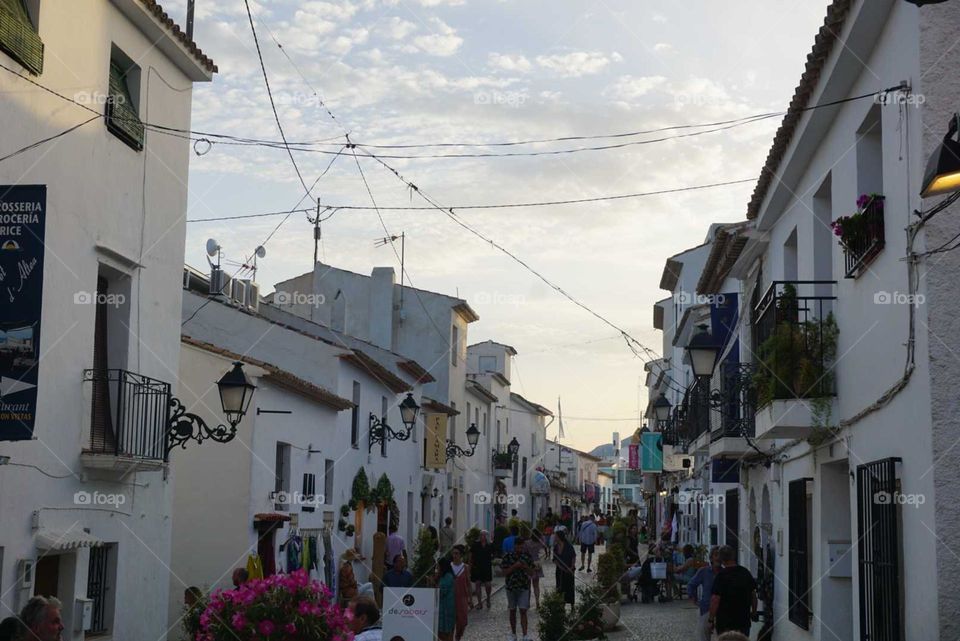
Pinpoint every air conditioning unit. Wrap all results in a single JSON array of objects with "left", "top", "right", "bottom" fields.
[
  {"left": 210, "top": 267, "right": 231, "bottom": 297},
  {"left": 17, "top": 559, "right": 34, "bottom": 590},
  {"left": 231, "top": 280, "right": 247, "bottom": 307},
  {"left": 244, "top": 281, "right": 260, "bottom": 311}
]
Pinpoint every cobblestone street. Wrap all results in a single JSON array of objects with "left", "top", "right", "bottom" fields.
[{"left": 461, "top": 556, "right": 699, "bottom": 641}]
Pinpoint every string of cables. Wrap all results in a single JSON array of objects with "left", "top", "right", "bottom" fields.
[
  {"left": 0, "top": 58, "right": 904, "bottom": 164},
  {"left": 184, "top": 177, "right": 756, "bottom": 222}
]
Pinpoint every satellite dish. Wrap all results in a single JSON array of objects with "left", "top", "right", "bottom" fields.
[
  {"left": 255, "top": 246, "right": 266, "bottom": 259},
  {"left": 206, "top": 238, "right": 220, "bottom": 257}
]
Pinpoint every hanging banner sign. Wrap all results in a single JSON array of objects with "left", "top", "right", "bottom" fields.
[
  {"left": 383, "top": 587, "right": 437, "bottom": 640},
  {"left": 640, "top": 432, "right": 663, "bottom": 473},
  {"left": 628, "top": 443, "right": 639, "bottom": 470},
  {"left": 0, "top": 185, "right": 46, "bottom": 442},
  {"left": 424, "top": 413, "right": 447, "bottom": 468}
]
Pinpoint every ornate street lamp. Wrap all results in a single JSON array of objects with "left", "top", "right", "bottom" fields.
[
  {"left": 167, "top": 361, "right": 256, "bottom": 456},
  {"left": 653, "top": 393, "right": 672, "bottom": 424},
  {"left": 446, "top": 423, "right": 480, "bottom": 460},
  {"left": 369, "top": 393, "right": 421, "bottom": 452},
  {"left": 507, "top": 436, "right": 520, "bottom": 461},
  {"left": 685, "top": 323, "right": 720, "bottom": 379},
  {"left": 921, "top": 114, "right": 960, "bottom": 197}
]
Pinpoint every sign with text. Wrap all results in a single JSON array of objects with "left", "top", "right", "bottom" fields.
[
  {"left": 640, "top": 432, "right": 663, "bottom": 473},
  {"left": 628, "top": 443, "right": 639, "bottom": 469},
  {"left": 424, "top": 413, "right": 447, "bottom": 468},
  {"left": 383, "top": 587, "right": 437, "bottom": 641},
  {"left": 0, "top": 185, "right": 46, "bottom": 441}
]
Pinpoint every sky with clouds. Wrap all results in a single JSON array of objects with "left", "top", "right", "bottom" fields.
[{"left": 172, "top": 0, "right": 832, "bottom": 452}]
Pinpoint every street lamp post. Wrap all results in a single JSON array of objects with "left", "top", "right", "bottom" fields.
[
  {"left": 167, "top": 361, "right": 256, "bottom": 456},
  {"left": 369, "top": 393, "right": 421, "bottom": 452},
  {"left": 446, "top": 423, "right": 481, "bottom": 460}
]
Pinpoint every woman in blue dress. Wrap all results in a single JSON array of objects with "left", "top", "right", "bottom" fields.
[{"left": 437, "top": 557, "right": 455, "bottom": 641}]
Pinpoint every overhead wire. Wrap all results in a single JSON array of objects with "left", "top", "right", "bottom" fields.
[{"left": 0, "top": 115, "right": 100, "bottom": 163}]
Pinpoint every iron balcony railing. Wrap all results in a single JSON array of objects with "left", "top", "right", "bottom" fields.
[
  {"left": 84, "top": 369, "right": 171, "bottom": 462},
  {"left": 709, "top": 362, "right": 757, "bottom": 441},
  {"left": 680, "top": 379, "right": 710, "bottom": 446},
  {"left": 751, "top": 280, "right": 837, "bottom": 401},
  {"left": 841, "top": 196, "right": 885, "bottom": 278}
]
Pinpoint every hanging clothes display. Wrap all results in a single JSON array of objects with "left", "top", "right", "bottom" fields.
[
  {"left": 284, "top": 533, "right": 304, "bottom": 572},
  {"left": 246, "top": 554, "right": 264, "bottom": 580}
]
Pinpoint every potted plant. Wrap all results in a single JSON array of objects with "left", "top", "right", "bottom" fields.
[
  {"left": 198, "top": 569, "right": 352, "bottom": 640},
  {"left": 595, "top": 545, "right": 624, "bottom": 631},
  {"left": 570, "top": 584, "right": 607, "bottom": 640},
  {"left": 831, "top": 193, "right": 885, "bottom": 275},
  {"left": 537, "top": 589, "right": 568, "bottom": 641},
  {"left": 410, "top": 527, "right": 438, "bottom": 587},
  {"left": 493, "top": 451, "right": 514, "bottom": 477}
]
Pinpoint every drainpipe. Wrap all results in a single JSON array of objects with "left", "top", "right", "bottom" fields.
[{"left": 186, "top": 0, "right": 196, "bottom": 40}]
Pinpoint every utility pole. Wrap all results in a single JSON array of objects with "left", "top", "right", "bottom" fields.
[
  {"left": 186, "top": 0, "right": 195, "bottom": 39},
  {"left": 313, "top": 199, "right": 320, "bottom": 266}
]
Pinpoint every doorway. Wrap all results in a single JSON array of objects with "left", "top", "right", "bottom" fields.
[
  {"left": 34, "top": 555, "right": 60, "bottom": 598},
  {"left": 725, "top": 489, "right": 740, "bottom": 561}
]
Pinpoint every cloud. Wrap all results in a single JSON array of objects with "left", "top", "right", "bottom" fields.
[
  {"left": 602, "top": 75, "right": 667, "bottom": 102},
  {"left": 653, "top": 43, "right": 673, "bottom": 54},
  {"left": 535, "top": 51, "right": 619, "bottom": 77},
  {"left": 488, "top": 52, "right": 532, "bottom": 72},
  {"left": 379, "top": 16, "right": 417, "bottom": 40},
  {"left": 410, "top": 18, "right": 463, "bottom": 56}
]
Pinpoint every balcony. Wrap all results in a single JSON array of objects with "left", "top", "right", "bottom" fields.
[
  {"left": 709, "top": 362, "right": 757, "bottom": 458},
  {"left": 751, "top": 281, "right": 837, "bottom": 439},
  {"left": 838, "top": 195, "right": 885, "bottom": 279},
  {"left": 680, "top": 380, "right": 710, "bottom": 450},
  {"left": 82, "top": 369, "right": 171, "bottom": 470}
]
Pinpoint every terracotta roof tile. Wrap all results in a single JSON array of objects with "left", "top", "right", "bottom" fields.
[{"left": 138, "top": 0, "right": 218, "bottom": 73}]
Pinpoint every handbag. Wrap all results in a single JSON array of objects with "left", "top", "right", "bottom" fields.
[{"left": 650, "top": 562, "right": 668, "bottom": 580}]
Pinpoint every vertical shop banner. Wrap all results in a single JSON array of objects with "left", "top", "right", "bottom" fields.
[
  {"left": 0, "top": 185, "right": 46, "bottom": 441},
  {"left": 640, "top": 432, "right": 663, "bottom": 473},
  {"left": 383, "top": 587, "right": 437, "bottom": 640},
  {"left": 628, "top": 443, "right": 639, "bottom": 469},
  {"left": 424, "top": 413, "right": 447, "bottom": 468}
]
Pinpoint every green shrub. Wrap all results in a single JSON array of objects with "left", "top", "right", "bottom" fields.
[
  {"left": 596, "top": 546, "right": 625, "bottom": 604},
  {"left": 410, "top": 528, "right": 438, "bottom": 587},
  {"left": 537, "top": 590, "right": 568, "bottom": 641},
  {"left": 570, "top": 584, "right": 606, "bottom": 640}
]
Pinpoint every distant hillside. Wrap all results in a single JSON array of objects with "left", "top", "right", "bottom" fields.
[{"left": 590, "top": 443, "right": 616, "bottom": 458}]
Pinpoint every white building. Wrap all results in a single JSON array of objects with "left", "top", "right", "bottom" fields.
[
  {"left": 273, "top": 264, "right": 479, "bottom": 535},
  {"left": 645, "top": 2, "right": 960, "bottom": 639},
  {"left": 170, "top": 277, "right": 436, "bottom": 628},
  {"left": 0, "top": 2, "right": 213, "bottom": 638}
]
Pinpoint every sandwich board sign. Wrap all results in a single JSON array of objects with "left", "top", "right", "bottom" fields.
[{"left": 383, "top": 587, "right": 437, "bottom": 641}]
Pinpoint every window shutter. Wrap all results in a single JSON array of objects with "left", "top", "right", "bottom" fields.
[
  {"left": 0, "top": 0, "right": 43, "bottom": 75},
  {"left": 106, "top": 61, "right": 144, "bottom": 150},
  {"left": 788, "top": 478, "right": 811, "bottom": 629}
]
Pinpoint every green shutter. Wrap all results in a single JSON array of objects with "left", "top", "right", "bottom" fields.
[
  {"left": 106, "top": 61, "right": 144, "bottom": 151},
  {"left": 0, "top": 0, "right": 43, "bottom": 75}
]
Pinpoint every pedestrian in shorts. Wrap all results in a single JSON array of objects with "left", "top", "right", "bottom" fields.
[{"left": 501, "top": 529, "right": 534, "bottom": 641}]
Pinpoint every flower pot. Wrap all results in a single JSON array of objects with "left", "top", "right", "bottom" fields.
[
  {"left": 600, "top": 600, "right": 620, "bottom": 632},
  {"left": 494, "top": 467, "right": 511, "bottom": 478}
]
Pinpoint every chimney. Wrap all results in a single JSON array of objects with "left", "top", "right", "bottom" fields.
[
  {"left": 368, "top": 267, "right": 395, "bottom": 350},
  {"left": 186, "top": 0, "right": 196, "bottom": 40}
]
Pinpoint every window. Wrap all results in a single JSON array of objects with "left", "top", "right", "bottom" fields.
[
  {"left": 788, "top": 478, "right": 812, "bottom": 629},
  {"left": 351, "top": 382, "right": 360, "bottom": 447},
  {"left": 0, "top": 0, "right": 43, "bottom": 75},
  {"left": 449, "top": 402, "right": 456, "bottom": 443},
  {"left": 86, "top": 544, "right": 116, "bottom": 634},
  {"left": 302, "top": 473, "right": 316, "bottom": 512},
  {"left": 512, "top": 455, "right": 519, "bottom": 486},
  {"left": 324, "top": 459, "right": 334, "bottom": 505},
  {"left": 380, "top": 396, "right": 388, "bottom": 457},
  {"left": 451, "top": 326, "right": 459, "bottom": 366},
  {"left": 521, "top": 457, "right": 527, "bottom": 488},
  {"left": 274, "top": 442, "right": 291, "bottom": 510},
  {"left": 479, "top": 355, "right": 496, "bottom": 372},
  {"left": 106, "top": 48, "right": 144, "bottom": 151}
]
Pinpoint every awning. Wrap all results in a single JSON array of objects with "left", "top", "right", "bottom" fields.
[{"left": 35, "top": 528, "right": 102, "bottom": 551}]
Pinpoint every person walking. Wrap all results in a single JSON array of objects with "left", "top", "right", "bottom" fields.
[
  {"left": 688, "top": 547, "right": 720, "bottom": 641},
  {"left": 553, "top": 528, "right": 576, "bottom": 611},
  {"left": 502, "top": 525, "right": 519, "bottom": 554},
  {"left": 385, "top": 524, "right": 406, "bottom": 570},
  {"left": 383, "top": 554, "right": 414, "bottom": 588},
  {"left": 577, "top": 514, "right": 598, "bottom": 573},
  {"left": 709, "top": 545, "right": 757, "bottom": 637},
  {"left": 524, "top": 528, "right": 545, "bottom": 608},
  {"left": 0, "top": 617, "right": 24, "bottom": 641},
  {"left": 624, "top": 524, "right": 640, "bottom": 566},
  {"left": 437, "top": 557, "right": 456, "bottom": 641},
  {"left": 450, "top": 545, "right": 471, "bottom": 640},
  {"left": 440, "top": 517, "right": 456, "bottom": 557},
  {"left": 470, "top": 529, "right": 494, "bottom": 609},
  {"left": 501, "top": 529, "right": 534, "bottom": 641}
]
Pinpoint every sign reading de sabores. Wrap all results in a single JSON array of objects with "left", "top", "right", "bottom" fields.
[{"left": 0, "top": 185, "right": 46, "bottom": 441}]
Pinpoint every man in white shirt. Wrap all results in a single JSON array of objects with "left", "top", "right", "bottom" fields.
[{"left": 577, "top": 515, "right": 598, "bottom": 573}]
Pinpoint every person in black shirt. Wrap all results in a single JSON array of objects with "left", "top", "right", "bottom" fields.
[{"left": 709, "top": 545, "right": 757, "bottom": 636}]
